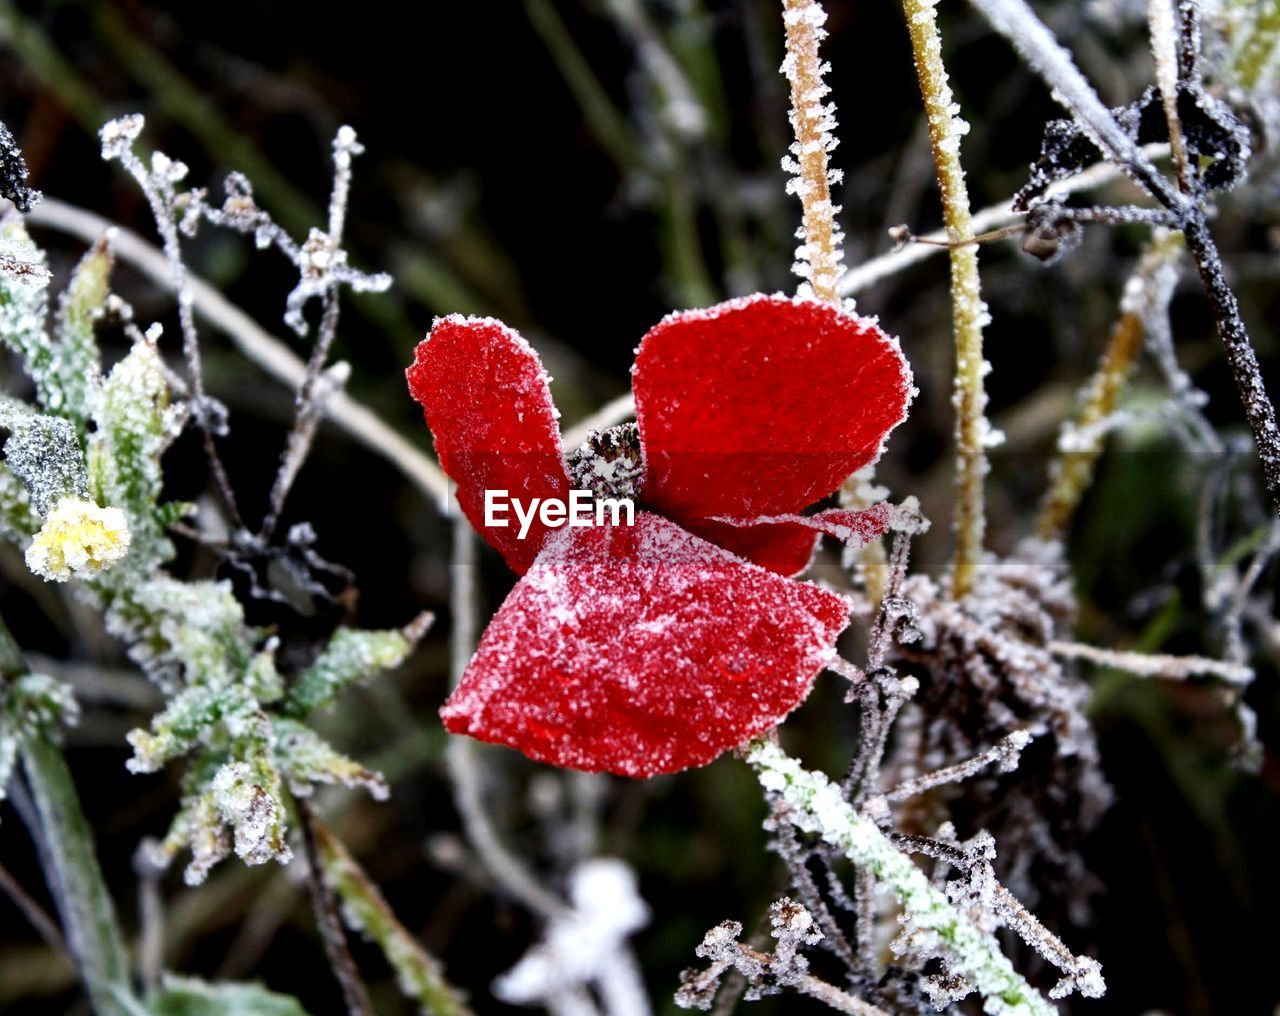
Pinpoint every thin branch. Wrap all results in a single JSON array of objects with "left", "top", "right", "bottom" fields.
[
  {"left": 967, "top": 0, "right": 1280, "bottom": 514},
  {"left": 298, "top": 801, "right": 373, "bottom": 1016},
  {"left": 0, "top": 858, "right": 69, "bottom": 957},
  {"left": 1148, "top": 0, "right": 1190, "bottom": 191},
  {"left": 837, "top": 145, "right": 1167, "bottom": 295},
  {"left": 1048, "top": 640, "right": 1254, "bottom": 685},
  {"left": 311, "top": 815, "right": 473, "bottom": 1016},
  {"left": 747, "top": 740, "right": 1055, "bottom": 1015},
  {"left": 781, "top": 0, "right": 844, "bottom": 301},
  {"left": 25, "top": 198, "right": 450, "bottom": 506},
  {"left": 446, "top": 515, "right": 567, "bottom": 921},
  {"left": 879, "top": 729, "right": 1033, "bottom": 805}
]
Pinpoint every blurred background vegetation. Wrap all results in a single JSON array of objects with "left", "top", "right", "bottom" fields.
[{"left": 0, "top": 0, "right": 1277, "bottom": 1012}]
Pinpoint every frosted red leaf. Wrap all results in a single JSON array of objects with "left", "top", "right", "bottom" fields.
[
  {"left": 407, "top": 314, "right": 570, "bottom": 574},
  {"left": 632, "top": 294, "right": 911, "bottom": 571},
  {"left": 440, "top": 513, "right": 851, "bottom": 778}
]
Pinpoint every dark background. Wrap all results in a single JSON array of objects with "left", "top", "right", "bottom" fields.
[{"left": 1, "top": 1, "right": 1278, "bottom": 1012}]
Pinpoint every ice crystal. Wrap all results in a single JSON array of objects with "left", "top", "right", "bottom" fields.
[
  {"left": 25, "top": 495, "right": 130, "bottom": 582},
  {"left": 0, "top": 118, "right": 39, "bottom": 213},
  {"left": 0, "top": 403, "right": 91, "bottom": 516}
]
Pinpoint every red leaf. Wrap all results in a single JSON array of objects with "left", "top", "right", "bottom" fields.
[
  {"left": 631, "top": 293, "right": 912, "bottom": 566},
  {"left": 440, "top": 512, "right": 851, "bottom": 777},
  {"left": 407, "top": 315, "right": 570, "bottom": 574}
]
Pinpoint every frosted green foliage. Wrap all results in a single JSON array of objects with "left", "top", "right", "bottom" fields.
[
  {"left": 272, "top": 718, "right": 388, "bottom": 800},
  {"left": 316, "top": 822, "right": 472, "bottom": 1016},
  {"left": 126, "top": 682, "right": 259, "bottom": 773},
  {"left": 145, "top": 779, "right": 229, "bottom": 886},
  {"left": 209, "top": 750, "right": 291, "bottom": 868},
  {"left": 87, "top": 337, "right": 183, "bottom": 578},
  {"left": 49, "top": 238, "right": 112, "bottom": 431},
  {"left": 149, "top": 975, "right": 312, "bottom": 1016},
  {"left": 0, "top": 399, "right": 91, "bottom": 515},
  {"left": 746, "top": 740, "right": 1054, "bottom": 1016},
  {"left": 110, "top": 577, "right": 256, "bottom": 692},
  {"left": 0, "top": 462, "right": 39, "bottom": 538},
  {"left": 0, "top": 217, "right": 52, "bottom": 381},
  {"left": 1, "top": 672, "right": 79, "bottom": 804},
  {"left": 284, "top": 618, "right": 426, "bottom": 716}
]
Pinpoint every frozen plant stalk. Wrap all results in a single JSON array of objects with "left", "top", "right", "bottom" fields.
[
  {"left": 901, "top": 0, "right": 991, "bottom": 597},
  {"left": 781, "top": 0, "right": 844, "bottom": 303},
  {"left": 746, "top": 739, "right": 1054, "bottom": 1015}
]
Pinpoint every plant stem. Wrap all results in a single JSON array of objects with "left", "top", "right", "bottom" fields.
[
  {"left": 1037, "top": 232, "right": 1184, "bottom": 540},
  {"left": 1180, "top": 215, "right": 1280, "bottom": 511},
  {"left": 312, "top": 816, "right": 473, "bottom": 1016},
  {"left": 299, "top": 801, "right": 373, "bottom": 1016},
  {"left": 968, "top": 0, "right": 1280, "bottom": 515},
  {"left": 19, "top": 738, "right": 136, "bottom": 1016},
  {"left": 781, "top": 0, "right": 844, "bottom": 302},
  {"left": 900, "top": 0, "right": 990, "bottom": 597},
  {"left": 0, "top": 616, "right": 135, "bottom": 1016}
]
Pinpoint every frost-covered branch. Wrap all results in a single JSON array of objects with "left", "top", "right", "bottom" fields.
[
  {"left": 968, "top": 0, "right": 1280, "bottom": 514},
  {"left": 781, "top": 0, "right": 844, "bottom": 302},
  {"left": 312, "top": 816, "right": 473, "bottom": 1016},
  {"left": 900, "top": 0, "right": 992, "bottom": 597},
  {"left": 1048, "top": 640, "right": 1254, "bottom": 685},
  {"left": 676, "top": 900, "right": 889, "bottom": 1014},
  {"left": 746, "top": 739, "right": 1058, "bottom": 1015}
]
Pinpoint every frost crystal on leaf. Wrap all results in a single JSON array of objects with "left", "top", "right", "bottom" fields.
[{"left": 0, "top": 118, "right": 40, "bottom": 213}]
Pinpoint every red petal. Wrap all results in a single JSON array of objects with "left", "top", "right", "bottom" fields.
[
  {"left": 632, "top": 294, "right": 912, "bottom": 569},
  {"left": 407, "top": 316, "right": 570, "bottom": 574},
  {"left": 440, "top": 512, "right": 850, "bottom": 777}
]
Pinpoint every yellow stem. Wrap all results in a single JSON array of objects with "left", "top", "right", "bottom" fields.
[{"left": 900, "top": 0, "right": 989, "bottom": 598}]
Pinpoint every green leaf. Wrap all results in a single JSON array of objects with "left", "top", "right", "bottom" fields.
[
  {"left": 0, "top": 217, "right": 52, "bottom": 383},
  {"left": 87, "top": 337, "right": 179, "bottom": 577},
  {"left": 0, "top": 398, "right": 91, "bottom": 515},
  {"left": 149, "top": 975, "right": 312, "bottom": 1016},
  {"left": 50, "top": 235, "right": 113, "bottom": 430},
  {"left": 284, "top": 619, "right": 427, "bottom": 717}
]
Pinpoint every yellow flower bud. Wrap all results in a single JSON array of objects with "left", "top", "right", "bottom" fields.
[{"left": 25, "top": 496, "right": 131, "bottom": 582}]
